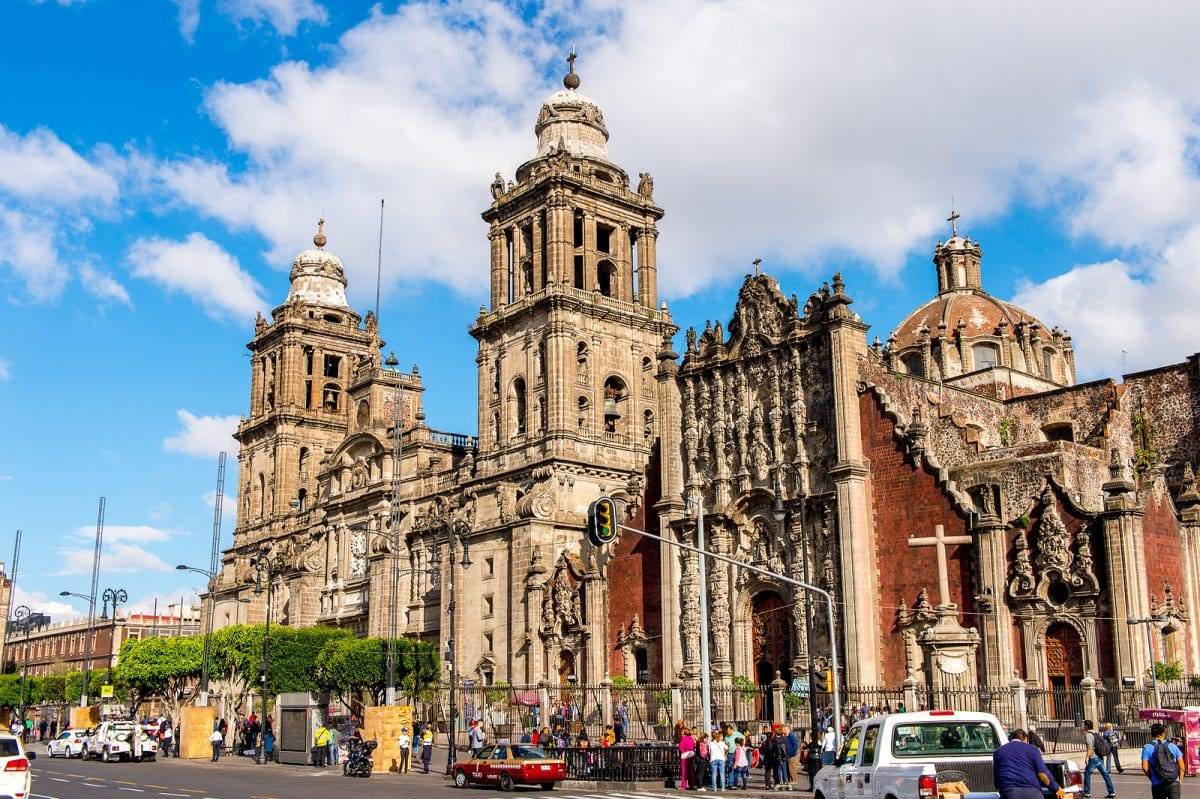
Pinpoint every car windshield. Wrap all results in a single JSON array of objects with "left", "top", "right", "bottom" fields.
[
  {"left": 512, "top": 745, "right": 549, "bottom": 759},
  {"left": 891, "top": 721, "right": 999, "bottom": 757}
]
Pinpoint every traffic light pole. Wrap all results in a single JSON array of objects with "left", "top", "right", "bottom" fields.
[{"left": 612, "top": 516, "right": 842, "bottom": 748}]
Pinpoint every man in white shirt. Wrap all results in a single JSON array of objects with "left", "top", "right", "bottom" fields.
[{"left": 821, "top": 727, "right": 838, "bottom": 765}]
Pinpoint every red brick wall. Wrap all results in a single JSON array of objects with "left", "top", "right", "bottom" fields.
[
  {"left": 860, "top": 393, "right": 975, "bottom": 686},
  {"left": 607, "top": 446, "right": 664, "bottom": 681},
  {"left": 1142, "top": 487, "right": 1190, "bottom": 667}
]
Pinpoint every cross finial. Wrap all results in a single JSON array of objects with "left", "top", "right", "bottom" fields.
[
  {"left": 564, "top": 47, "right": 581, "bottom": 89},
  {"left": 752, "top": 257, "right": 762, "bottom": 276},
  {"left": 567, "top": 48, "right": 577, "bottom": 73},
  {"left": 314, "top": 217, "right": 327, "bottom": 248},
  {"left": 947, "top": 201, "right": 960, "bottom": 238}
]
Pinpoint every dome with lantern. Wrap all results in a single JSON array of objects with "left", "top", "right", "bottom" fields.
[
  {"left": 533, "top": 53, "right": 611, "bottom": 161},
  {"left": 287, "top": 219, "right": 349, "bottom": 309}
]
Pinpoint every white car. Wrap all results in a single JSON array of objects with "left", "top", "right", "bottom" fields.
[
  {"left": 47, "top": 729, "right": 88, "bottom": 758},
  {"left": 85, "top": 721, "right": 158, "bottom": 762},
  {"left": 0, "top": 733, "right": 35, "bottom": 799}
]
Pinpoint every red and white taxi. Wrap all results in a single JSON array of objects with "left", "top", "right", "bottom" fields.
[{"left": 452, "top": 744, "right": 566, "bottom": 791}]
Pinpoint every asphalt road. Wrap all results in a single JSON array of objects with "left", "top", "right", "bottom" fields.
[{"left": 22, "top": 745, "right": 1180, "bottom": 799}]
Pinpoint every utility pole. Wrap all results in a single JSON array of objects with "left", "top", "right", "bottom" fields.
[
  {"left": 695, "top": 497, "right": 713, "bottom": 738},
  {"left": 82, "top": 497, "right": 105, "bottom": 707},
  {"left": 199, "top": 451, "right": 226, "bottom": 706},
  {"left": 1, "top": 529, "right": 22, "bottom": 673}
]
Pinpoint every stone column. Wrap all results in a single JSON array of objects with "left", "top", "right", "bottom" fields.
[
  {"left": 974, "top": 509, "right": 1017, "bottom": 685},
  {"left": 582, "top": 212, "right": 596, "bottom": 291},
  {"left": 489, "top": 222, "right": 505, "bottom": 309},
  {"left": 824, "top": 278, "right": 881, "bottom": 685},
  {"left": 1100, "top": 451, "right": 1153, "bottom": 680},
  {"left": 532, "top": 214, "right": 545, "bottom": 292},
  {"left": 1081, "top": 676, "right": 1099, "bottom": 725},
  {"left": 1176, "top": 471, "right": 1200, "bottom": 671},
  {"left": 601, "top": 678, "right": 614, "bottom": 727},
  {"left": 1010, "top": 678, "right": 1028, "bottom": 729},
  {"left": 655, "top": 335, "right": 686, "bottom": 679},
  {"left": 638, "top": 227, "right": 659, "bottom": 308},
  {"left": 670, "top": 680, "right": 684, "bottom": 725}
]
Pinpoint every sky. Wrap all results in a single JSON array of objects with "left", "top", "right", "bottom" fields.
[{"left": 3, "top": 0, "right": 1200, "bottom": 623}]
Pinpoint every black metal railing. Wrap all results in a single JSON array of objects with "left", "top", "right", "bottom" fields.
[{"left": 546, "top": 744, "right": 677, "bottom": 783}]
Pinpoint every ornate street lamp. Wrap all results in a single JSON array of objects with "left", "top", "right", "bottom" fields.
[
  {"left": 774, "top": 472, "right": 817, "bottom": 729},
  {"left": 100, "top": 588, "right": 127, "bottom": 683},
  {"left": 252, "top": 548, "right": 287, "bottom": 765},
  {"left": 428, "top": 519, "right": 471, "bottom": 774}
]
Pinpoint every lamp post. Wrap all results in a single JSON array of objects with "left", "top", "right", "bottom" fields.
[
  {"left": 59, "top": 591, "right": 93, "bottom": 703},
  {"left": 429, "top": 519, "right": 471, "bottom": 774},
  {"left": 13, "top": 606, "right": 32, "bottom": 734},
  {"left": 773, "top": 473, "right": 818, "bottom": 731},
  {"left": 100, "top": 588, "right": 127, "bottom": 683},
  {"left": 1127, "top": 616, "right": 1167, "bottom": 708},
  {"left": 384, "top": 351, "right": 403, "bottom": 706},
  {"left": 252, "top": 548, "right": 286, "bottom": 765},
  {"left": 178, "top": 564, "right": 218, "bottom": 706}
]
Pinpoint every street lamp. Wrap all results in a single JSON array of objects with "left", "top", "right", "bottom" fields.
[
  {"left": 13, "top": 606, "right": 33, "bottom": 734},
  {"left": 59, "top": 588, "right": 98, "bottom": 707},
  {"left": 1128, "top": 616, "right": 1167, "bottom": 708},
  {"left": 100, "top": 588, "right": 128, "bottom": 683},
  {"left": 252, "top": 548, "right": 286, "bottom": 765},
  {"left": 428, "top": 519, "right": 471, "bottom": 774},
  {"left": 774, "top": 472, "right": 818, "bottom": 731}
]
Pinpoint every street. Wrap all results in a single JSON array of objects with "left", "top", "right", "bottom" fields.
[{"left": 22, "top": 742, "right": 1176, "bottom": 799}]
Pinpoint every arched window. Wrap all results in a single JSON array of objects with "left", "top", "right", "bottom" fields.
[
  {"left": 603, "top": 376, "right": 628, "bottom": 434},
  {"left": 493, "top": 359, "right": 501, "bottom": 395},
  {"left": 297, "top": 488, "right": 308, "bottom": 513},
  {"left": 577, "top": 396, "right": 590, "bottom": 432},
  {"left": 257, "top": 473, "right": 266, "bottom": 517},
  {"left": 973, "top": 342, "right": 1000, "bottom": 370},
  {"left": 521, "top": 260, "right": 533, "bottom": 294},
  {"left": 1043, "top": 423, "right": 1074, "bottom": 443},
  {"left": 512, "top": 377, "right": 528, "bottom": 436},
  {"left": 642, "top": 356, "right": 654, "bottom": 395},
  {"left": 643, "top": 409, "right": 655, "bottom": 443},
  {"left": 576, "top": 342, "right": 589, "bottom": 383},
  {"left": 597, "top": 260, "right": 617, "bottom": 297},
  {"left": 901, "top": 352, "right": 925, "bottom": 378},
  {"left": 299, "top": 447, "right": 309, "bottom": 481},
  {"left": 322, "top": 382, "right": 341, "bottom": 411}
]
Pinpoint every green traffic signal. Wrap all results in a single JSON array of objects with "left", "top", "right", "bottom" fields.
[{"left": 587, "top": 496, "right": 620, "bottom": 547}]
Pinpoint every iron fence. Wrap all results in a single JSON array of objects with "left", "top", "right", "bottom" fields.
[{"left": 546, "top": 743, "right": 677, "bottom": 783}]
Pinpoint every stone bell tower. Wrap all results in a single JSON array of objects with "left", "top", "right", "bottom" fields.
[
  {"left": 472, "top": 55, "right": 676, "bottom": 474},
  {"left": 235, "top": 221, "right": 379, "bottom": 544}
]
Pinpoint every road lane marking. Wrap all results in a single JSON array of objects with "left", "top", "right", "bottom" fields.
[
  {"left": 158, "top": 793, "right": 191, "bottom": 797},
  {"left": 115, "top": 779, "right": 139, "bottom": 784},
  {"left": 50, "top": 777, "right": 70, "bottom": 782},
  {"left": 83, "top": 782, "right": 106, "bottom": 788},
  {"left": 32, "top": 794, "right": 62, "bottom": 799},
  {"left": 118, "top": 788, "right": 145, "bottom": 793}
]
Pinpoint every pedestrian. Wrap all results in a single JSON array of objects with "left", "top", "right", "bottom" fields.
[
  {"left": 709, "top": 734, "right": 728, "bottom": 791},
  {"left": 616, "top": 701, "right": 630, "bottom": 742},
  {"left": 1082, "top": 720, "right": 1116, "bottom": 798},
  {"left": 679, "top": 725, "right": 696, "bottom": 790},
  {"left": 159, "top": 719, "right": 174, "bottom": 758},
  {"left": 1102, "top": 722, "right": 1124, "bottom": 774},
  {"left": 820, "top": 725, "right": 837, "bottom": 766},
  {"left": 733, "top": 738, "right": 750, "bottom": 789},
  {"left": 264, "top": 727, "right": 275, "bottom": 762},
  {"left": 697, "top": 732, "right": 710, "bottom": 790},
  {"left": 785, "top": 724, "right": 800, "bottom": 788},
  {"left": 38, "top": 718, "right": 48, "bottom": 742},
  {"left": 420, "top": 724, "right": 434, "bottom": 773},
  {"left": 210, "top": 727, "right": 224, "bottom": 763},
  {"left": 1141, "top": 722, "right": 1186, "bottom": 799},
  {"left": 993, "top": 729, "right": 1063, "bottom": 799},
  {"left": 468, "top": 719, "right": 485, "bottom": 757},
  {"left": 771, "top": 727, "right": 790, "bottom": 789},
  {"left": 1028, "top": 728, "right": 1047, "bottom": 753},
  {"left": 328, "top": 720, "right": 340, "bottom": 766},
  {"left": 802, "top": 730, "right": 821, "bottom": 791},
  {"left": 313, "top": 722, "right": 330, "bottom": 768},
  {"left": 49, "top": 718, "right": 58, "bottom": 739},
  {"left": 397, "top": 726, "right": 411, "bottom": 774}
]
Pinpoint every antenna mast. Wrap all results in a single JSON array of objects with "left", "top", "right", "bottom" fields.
[{"left": 375, "top": 198, "right": 385, "bottom": 323}]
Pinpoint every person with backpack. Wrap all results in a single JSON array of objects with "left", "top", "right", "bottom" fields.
[
  {"left": 1082, "top": 719, "right": 1116, "bottom": 798},
  {"left": 1141, "top": 722, "right": 1186, "bottom": 799},
  {"left": 1102, "top": 722, "right": 1124, "bottom": 774}
]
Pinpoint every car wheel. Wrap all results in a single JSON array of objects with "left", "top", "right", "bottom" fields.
[
  {"left": 101, "top": 747, "right": 111, "bottom": 763},
  {"left": 540, "top": 783, "right": 555, "bottom": 791},
  {"left": 81, "top": 746, "right": 89, "bottom": 760},
  {"left": 454, "top": 770, "right": 469, "bottom": 788},
  {"left": 499, "top": 773, "right": 515, "bottom": 792}
]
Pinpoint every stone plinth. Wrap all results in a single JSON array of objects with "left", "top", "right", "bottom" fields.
[
  {"left": 363, "top": 705, "right": 414, "bottom": 774},
  {"left": 180, "top": 705, "right": 216, "bottom": 759}
]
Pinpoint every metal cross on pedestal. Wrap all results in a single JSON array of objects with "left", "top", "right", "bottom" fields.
[
  {"left": 947, "top": 207, "right": 961, "bottom": 238},
  {"left": 753, "top": 257, "right": 762, "bottom": 276},
  {"left": 908, "top": 524, "right": 972, "bottom": 607}
]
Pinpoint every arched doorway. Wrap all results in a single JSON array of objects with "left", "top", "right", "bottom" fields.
[
  {"left": 1045, "top": 623, "right": 1084, "bottom": 718},
  {"left": 558, "top": 650, "right": 576, "bottom": 685},
  {"left": 752, "top": 591, "right": 795, "bottom": 720}
]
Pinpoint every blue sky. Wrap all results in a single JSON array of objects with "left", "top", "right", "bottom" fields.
[{"left": 3, "top": 0, "right": 1199, "bottom": 621}]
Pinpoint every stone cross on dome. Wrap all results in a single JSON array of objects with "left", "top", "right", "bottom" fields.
[
  {"left": 908, "top": 524, "right": 972, "bottom": 607},
  {"left": 753, "top": 257, "right": 762, "bottom": 276},
  {"left": 946, "top": 206, "right": 961, "bottom": 238},
  {"left": 564, "top": 48, "right": 580, "bottom": 89},
  {"left": 314, "top": 217, "right": 327, "bottom": 249}
]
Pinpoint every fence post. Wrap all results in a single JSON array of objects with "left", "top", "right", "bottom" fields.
[
  {"left": 903, "top": 676, "right": 920, "bottom": 712},
  {"left": 538, "top": 681, "right": 552, "bottom": 735},
  {"left": 771, "top": 672, "right": 787, "bottom": 725},
  {"left": 1011, "top": 678, "right": 1028, "bottom": 730},
  {"left": 601, "top": 678, "right": 614, "bottom": 728},
  {"left": 670, "top": 680, "right": 683, "bottom": 727},
  {"left": 1081, "top": 676, "right": 1098, "bottom": 725}
]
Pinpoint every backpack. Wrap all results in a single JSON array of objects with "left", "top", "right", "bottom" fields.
[
  {"left": 1152, "top": 741, "right": 1180, "bottom": 783},
  {"left": 1091, "top": 732, "right": 1110, "bottom": 758}
]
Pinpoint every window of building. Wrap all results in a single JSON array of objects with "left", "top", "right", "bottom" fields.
[
  {"left": 1043, "top": 423, "right": 1074, "bottom": 443},
  {"left": 483, "top": 632, "right": 493, "bottom": 653},
  {"left": 323, "top": 354, "right": 342, "bottom": 379},
  {"left": 481, "top": 666, "right": 494, "bottom": 686},
  {"left": 900, "top": 352, "right": 925, "bottom": 378},
  {"left": 483, "top": 595, "right": 494, "bottom": 617},
  {"left": 603, "top": 376, "right": 628, "bottom": 433},
  {"left": 643, "top": 409, "right": 655, "bottom": 443},
  {"left": 305, "top": 348, "right": 314, "bottom": 376},
  {"left": 512, "top": 377, "right": 527, "bottom": 436},
  {"left": 484, "top": 557, "right": 495, "bottom": 578},
  {"left": 973, "top": 342, "right": 1000, "bottom": 370},
  {"left": 597, "top": 260, "right": 616, "bottom": 297},
  {"left": 573, "top": 254, "right": 584, "bottom": 289},
  {"left": 573, "top": 213, "right": 583, "bottom": 247},
  {"left": 635, "top": 648, "right": 650, "bottom": 683},
  {"left": 577, "top": 396, "right": 590, "bottom": 432},
  {"left": 596, "top": 223, "right": 613, "bottom": 254},
  {"left": 322, "top": 382, "right": 341, "bottom": 412}
]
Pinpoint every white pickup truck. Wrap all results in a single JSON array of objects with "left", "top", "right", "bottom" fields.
[{"left": 814, "top": 710, "right": 1081, "bottom": 799}]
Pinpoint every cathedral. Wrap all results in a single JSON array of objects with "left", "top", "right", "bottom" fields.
[{"left": 208, "top": 59, "right": 1200, "bottom": 703}]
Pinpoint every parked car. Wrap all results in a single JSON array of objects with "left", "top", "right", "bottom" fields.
[
  {"left": 452, "top": 744, "right": 566, "bottom": 791},
  {"left": 0, "top": 732, "right": 36, "bottom": 799},
  {"left": 813, "top": 710, "right": 1081, "bottom": 799},
  {"left": 85, "top": 721, "right": 159, "bottom": 762},
  {"left": 47, "top": 729, "right": 88, "bottom": 758}
]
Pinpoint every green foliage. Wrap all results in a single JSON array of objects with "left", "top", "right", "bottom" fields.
[
  {"left": 784, "top": 692, "right": 804, "bottom": 711},
  {"left": 651, "top": 688, "right": 672, "bottom": 708},
  {"left": 999, "top": 417, "right": 1014, "bottom": 447},
  {"left": 1132, "top": 413, "right": 1157, "bottom": 477},
  {"left": 64, "top": 670, "right": 111, "bottom": 704},
  {"left": 0, "top": 674, "right": 23, "bottom": 709},
  {"left": 115, "top": 635, "right": 203, "bottom": 714},
  {"left": 484, "top": 681, "right": 511, "bottom": 708},
  {"left": 732, "top": 675, "right": 759, "bottom": 700},
  {"left": 33, "top": 674, "right": 66, "bottom": 704},
  {"left": 313, "top": 635, "right": 440, "bottom": 706},
  {"left": 1153, "top": 661, "right": 1184, "bottom": 682},
  {"left": 210, "top": 623, "right": 354, "bottom": 698}
]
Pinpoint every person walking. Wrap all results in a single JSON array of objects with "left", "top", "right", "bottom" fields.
[
  {"left": 696, "top": 733, "right": 711, "bottom": 791},
  {"left": 709, "top": 735, "right": 727, "bottom": 791},
  {"left": 1102, "top": 723, "right": 1124, "bottom": 774},
  {"left": 38, "top": 718, "right": 47, "bottom": 742},
  {"left": 420, "top": 725, "right": 434, "bottom": 773},
  {"left": 397, "top": 726, "right": 411, "bottom": 774},
  {"left": 468, "top": 719, "right": 486, "bottom": 757},
  {"left": 993, "top": 729, "right": 1063, "bottom": 799},
  {"left": 1082, "top": 720, "right": 1116, "bottom": 798},
  {"left": 679, "top": 726, "right": 696, "bottom": 790},
  {"left": 802, "top": 730, "right": 821, "bottom": 791},
  {"left": 210, "top": 727, "right": 224, "bottom": 763},
  {"left": 159, "top": 719, "right": 174, "bottom": 758},
  {"left": 313, "top": 722, "right": 331, "bottom": 768},
  {"left": 1141, "top": 722, "right": 1186, "bottom": 799},
  {"left": 785, "top": 725, "right": 800, "bottom": 788},
  {"left": 49, "top": 718, "right": 58, "bottom": 739},
  {"left": 820, "top": 725, "right": 837, "bottom": 766},
  {"left": 733, "top": 738, "right": 750, "bottom": 789},
  {"left": 771, "top": 726, "right": 790, "bottom": 788}
]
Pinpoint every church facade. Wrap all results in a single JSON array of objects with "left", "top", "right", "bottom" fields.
[{"left": 208, "top": 62, "right": 1200, "bottom": 701}]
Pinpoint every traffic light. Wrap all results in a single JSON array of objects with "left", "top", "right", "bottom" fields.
[
  {"left": 587, "top": 497, "right": 620, "bottom": 547},
  {"left": 825, "top": 669, "right": 833, "bottom": 693}
]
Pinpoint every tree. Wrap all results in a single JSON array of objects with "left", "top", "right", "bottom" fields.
[
  {"left": 0, "top": 674, "right": 22, "bottom": 709},
  {"left": 33, "top": 674, "right": 66, "bottom": 705},
  {"left": 210, "top": 624, "right": 353, "bottom": 714},
  {"left": 64, "top": 670, "right": 113, "bottom": 705},
  {"left": 115, "top": 636, "right": 203, "bottom": 720},
  {"left": 314, "top": 636, "right": 440, "bottom": 708}
]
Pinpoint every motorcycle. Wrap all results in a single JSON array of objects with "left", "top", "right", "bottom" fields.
[{"left": 343, "top": 739, "right": 378, "bottom": 778}]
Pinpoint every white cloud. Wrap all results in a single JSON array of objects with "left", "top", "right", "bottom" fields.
[
  {"left": 203, "top": 487, "right": 238, "bottom": 521},
  {"left": 11, "top": 586, "right": 82, "bottom": 621},
  {"left": 0, "top": 208, "right": 69, "bottom": 299},
  {"left": 79, "top": 259, "right": 132, "bottom": 306},
  {"left": 163, "top": 409, "right": 239, "bottom": 458},
  {"left": 218, "top": 0, "right": 327, "bottom": 36},
  {"left": 0, "top": 124, "right": 118, "bottom": 208},
  {"left": 124, "top": 587, "right": 201, "bottom": 617},
  {"left": 174, "top": 0, "right": 201, "bottom": 43},
  {"left": 71, "top": 524, "right": 172, "bottom": 544},
  {"left": 127, "top": 232, "right": 265, "bottom": 320},
  {"left": 55, "top": 541, "right": 171, "bottom": 576}
]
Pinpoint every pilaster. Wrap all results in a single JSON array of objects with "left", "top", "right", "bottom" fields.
[
  {"left": 1101, "top": 451, "right": 1152, "bottom": 679},
  {"left": 974, "top": 511, "right": 1017, "bottom": 685}
]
